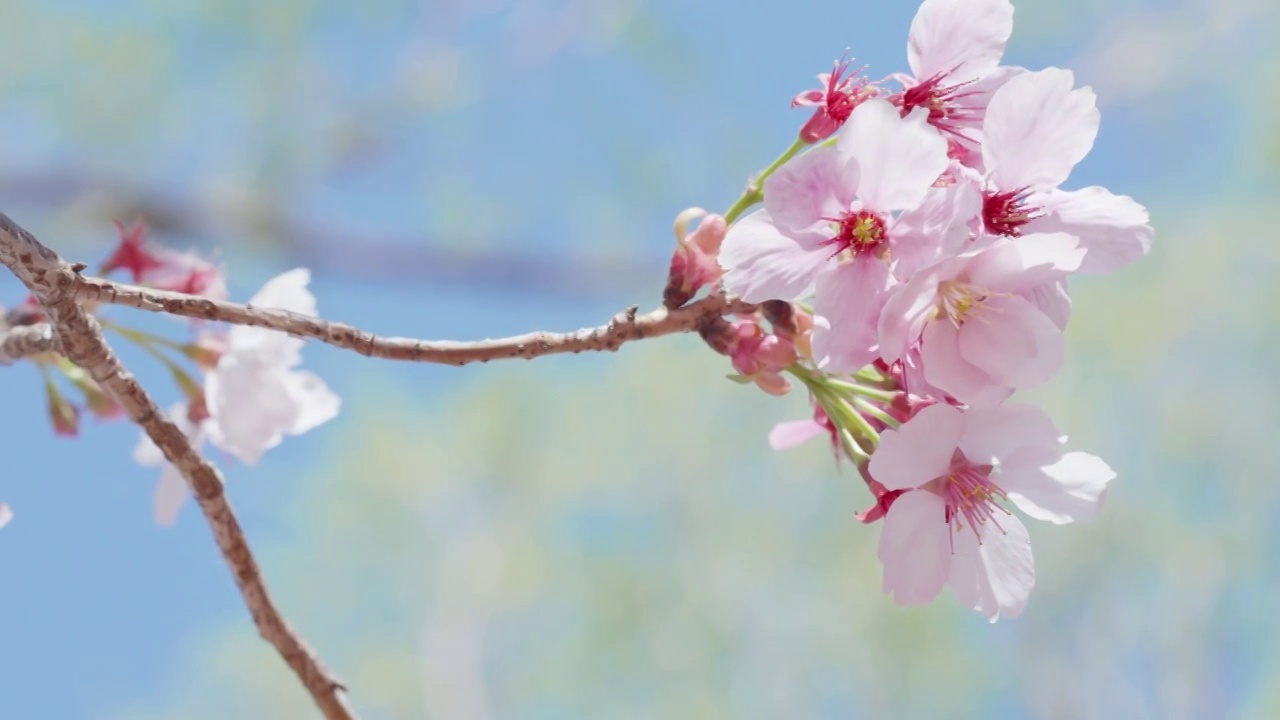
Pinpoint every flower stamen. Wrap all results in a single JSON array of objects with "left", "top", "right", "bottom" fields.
[{"left": 821, "top": 209, "right": 889, "bottom": 260}]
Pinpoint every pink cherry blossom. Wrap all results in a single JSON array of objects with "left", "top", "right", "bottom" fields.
[
  {"left": 134, "top": 270, "right": 339, "bottom": 526},
  {"left": 879, "top": 233, "right": 1084, "bottom": 406},
  {"left": 891, "top": 0, "right": 1020, "bottom": 154},
  {"left": 793, "top": 54, "right": 878, "bottom": 143},
  {"left": 204, "top": 269, "right": 340, "bottom": 465},
  {"left": 978, "top": 68, "right": 1153, "bottom": 273},
  {"left": 0, "top": 503, "right": 12, "bottom": 528},
  {"left": 869, "top": 402, "right": 1114, "bottom": 621},
  {"left": 719, "top": 99, "right": 952, "bottom": 372}
]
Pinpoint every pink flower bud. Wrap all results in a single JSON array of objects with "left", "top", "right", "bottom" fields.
[{"left": 664, "top": 213, "right": 726, "bottom": 309}]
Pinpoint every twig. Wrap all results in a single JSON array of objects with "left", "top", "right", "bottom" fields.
[
  {"left": 73, "top": 275, "right": 754, "bottom": 366},
  {"left": 0, "top": 213, "right": 357, "bottom": 720},
  {"left": 0, "top": 322, "right": 56, "bottom": 364}
]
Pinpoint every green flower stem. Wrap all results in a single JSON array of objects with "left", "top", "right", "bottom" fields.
[
  {"left": 102, "top": 320, "right": 205, "bottom": 401},
  {"left": 101, "top": 319, "right": 190, "bottom": 351},
  {"left": 789, "top": 365, "right": 881, "bottom": 456},
  {"left": 825, "top": 377, "right": 899, "bottom": 403},
  {"left": 723, "top": 137, "right": 808, "bottom": 225},
  {"left": 853, "top": 397, "right": 901, "bottom": 430}
]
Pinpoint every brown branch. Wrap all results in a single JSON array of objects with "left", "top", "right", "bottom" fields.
[
  {"left": 0, "top": 322, "right": 56, "bottom": 364},
  {"left": 73, "top": 275, "right": 754, "bottom": 366},
  {"left": 0, "top": 213, "right": 357, "bottom": 720}
]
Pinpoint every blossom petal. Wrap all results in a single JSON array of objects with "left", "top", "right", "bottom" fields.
[
  {"left": 878, "top": 256, "right": 963, "bottom": 363},
  {"left": 282, "top": 370, "right": 341, "bottom": 436},
  {"left": 154, "top": 467, "right": 189, "bottom": 527},
  {"left": 250, "top": 268, "right": 317, "bottom": 315},
  {"left": 959, "top": 402, "right": 1061, "bottom": 463},
  {"left": 719, "top": 210, "right": 831, "bottom": 302},
  {"left": 965, "top": 233, "right": 1084, "bottom": 293},
  {"left": 870, "top": 402, "right": 964, "bottom": 491},
  {"left": 811, "top": 258, "right": 891, "bottom": 373},
  {"left": 1027, "top": 187, "right": 1153, "bottom": 274},
  {"left": 983, "top": 68, "right": 1099, "bottom": 190},
  {"left": 206, "top": 360, "right": 299, "bottom": 466},
  {"left": 921, "top": 319, "right": 1012, "bottom": 407},
  {"left": 0, "top": 503, "right": 13, "bottom": 528},
  {"left": 957, "top": 294, "right": 1063, "bottom": 390},
  {"left": 231, "top": 269, "right": 317, "bottom": 363},
  {"left": 947, "top": 511, "right": 1035, "bottom": 622},
  {"left": 889, "top": 182, "right": 983, "bottom": 279},
  {"left": 907, "top": 0, "right": 1015, "bottom": 83},
  {"left": 837, "top": 100, "right": 949, "bottom": 212},
  {"left": 763, "top": 145, "right": 859, "bottom": 232},
  {"left": 769, "top": 419, "right": 826, "bottom": 450},
  {"left": 1023, "top": 279, "right": 1072, "bottom": 330},
  {"left": 1002, "top": 448, "right": 1115, "bottom": 524},
  {"left": 878, "top": 490, "right": 952, "bottom": 605}
]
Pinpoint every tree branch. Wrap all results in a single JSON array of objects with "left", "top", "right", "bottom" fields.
[
  {"left": 0, "top": 212, "right": 357, "bottom": 720},
  {"left": 73, "top": 275, "right": 753, "bottom": 366}
]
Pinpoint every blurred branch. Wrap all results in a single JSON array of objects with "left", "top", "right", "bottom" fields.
[
  {"left": 0, "top": 212, "right": 358, "bottom": 720},
  {"left": 75, "top": 274, "right": 752, "bottom": 366},
  {"left": 0, "top": 322, "right": 55, "bottom": 364},
  {"left": 0, "top": 168, "right": 666, "bottom": 298}
]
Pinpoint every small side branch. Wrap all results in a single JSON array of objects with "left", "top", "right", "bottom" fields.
[
  {"left": 0, "top": 213, "right": 357, "bottom": 720},
  {"left": 0, "top": 322, "right": 56, "bottom": 364},
  {"left": 73, "top": 275, "right": 753, "bottom": 365}
]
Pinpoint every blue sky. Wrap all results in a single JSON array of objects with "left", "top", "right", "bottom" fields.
[{"left": 1, "top": 0, "right": 1271, "bottom": 717}]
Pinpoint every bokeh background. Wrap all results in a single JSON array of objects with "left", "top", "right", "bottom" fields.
[{"left": 0, "top": 0, "right": 1275, "bottom": 717}]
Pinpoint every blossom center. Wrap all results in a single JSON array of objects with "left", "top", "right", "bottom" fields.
[
  {"left": 937, "top": 279, "right": 1003, "bottom": 326},
  {"left": 822, "top": 209, "right": 888, "bottom": 259},
  {"left": 937, "top": 460, "right": 1008, "bottom": 546},
  {"left": 982, "top": 187, "right": 1041, "bottom": 237},
  {"left": 896, "top": 72, "right": 981, "bottom": 139}
]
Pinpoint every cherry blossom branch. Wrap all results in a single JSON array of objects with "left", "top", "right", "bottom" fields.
[
  {"left": 0, "top": 213, "right": 357, "bottom": 720},
  {"left": 72, "top": 275, "right": 755, "bottom": 366}
]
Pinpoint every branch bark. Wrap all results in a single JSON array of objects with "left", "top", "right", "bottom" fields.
[
  {"left": 0, "top": 213, "right": 357, "bottom": 720},
  {"left": 73, "top": 275, "right": 753, "bottom": 365}
]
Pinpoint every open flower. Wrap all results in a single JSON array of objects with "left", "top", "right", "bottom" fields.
[
  {"left": 134, "top": 269, "right": 340, "bottom": 526},
  {"left": 978, "top": 68, "right": 1153, "bottom": 273},
  {"left": 719, "top": 99, "right": 954, "bottom": 372},
  {"left": 204, "top": 269, "right": 340, "bottom": 465},
  {"left": 890, "top": 0, "right": 1020, "bottom": 156},
  {"left": 878, "top": 233, "right": 1084, "bottom": 406},
  {"left": 793, "top": 54, "right": 878, "bottom": 143},
  {"left": 0, "top": 503, "right": 12, "bottom": 529},
  {"left": 869, "top": 402, "right": 1114, "bottom": 621}
]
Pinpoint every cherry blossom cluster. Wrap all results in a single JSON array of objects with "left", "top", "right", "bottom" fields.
[
  {"left": 667, "top": 0, "right": 1152, "bottom": 621},
  {"left": 8, "top": 219, "right": 339, "bottom": 526}
]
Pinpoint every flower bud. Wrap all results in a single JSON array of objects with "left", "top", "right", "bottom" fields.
[{"left": 664, "top": 213, "right": 727, "bottom": 309}]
